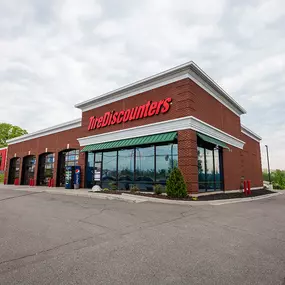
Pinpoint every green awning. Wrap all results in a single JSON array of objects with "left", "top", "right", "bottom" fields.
[
  {"left": 81, "top": 132, "right": 177, "bottom": 152},
  {"left": 197, "top": 133, "right": 230, "bottom": 150}
]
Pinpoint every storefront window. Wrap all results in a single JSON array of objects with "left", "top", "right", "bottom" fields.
[
  {"left": 85, "top": 142, "right": 178, "bottom": 191},
  {"left": 205, "top": 149, "right": 215, "bottom": 191},
  {"left": 136, "top": 146, "right": 155, "bottom": 191},
  {"left": 197, "top": 138, "right": 223, "bottom": 192},
  {"left": 102, "top": 151, "right": 117, "bottom": 189},
  {"left": 214, "top": 149, "right": 222, "bottom": 190},
  {"left": 86, "top": 152, "right": 95, "bottom": 188},
  {"left": 197, "top": 147, "right": 206, "bottom": 191},
  {"left": 118, "top": 149, "right": 134, "bottom": 190},
  {"left": 156, "top": 144, "right": 178, "bottom": 186}
]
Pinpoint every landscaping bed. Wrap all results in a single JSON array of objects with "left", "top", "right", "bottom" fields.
[
  {"left": 119, "top": 188, "right": 275, "bottom": 201},
  {"left": 192, "top": 189, "right": 275, "bottom": 201}
]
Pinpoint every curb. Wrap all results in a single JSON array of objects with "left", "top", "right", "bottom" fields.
[
  {"left": 121, "top": 192, "right": 282, "bottom": 206},
  {"left": 1, "top": 186, "right": 282, "bottom": 206}
]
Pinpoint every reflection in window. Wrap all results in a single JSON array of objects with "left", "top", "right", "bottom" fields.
[
  {"left": 102, "top": 151, "right": 117, "bottom": 189},
  {"left": 86, "top": 152, "right": 95, "bottom": 188},
  {"left": 85, "top": 142, "right": 178, "bottom": 191},
  {"left": 8, "top": 157, "right": 20, "bottom": 184},
  {"left": 118, "top": 149, "right": 134, "bottom": 190},
  {"left": 156, "top": 144, "right": 178, "bottom": 187},
  {"left": 197, "top": 139, "right": 223, "bottom": 192},
  {"left": 38, "top": 153, "right": 55, "bottom": 186},
  {"left": 44, "top": 153, "right": 55, "bottom": 182},
  {"left": 205, "top": 149, "right": 214, "bottom": 191},
  {"left": 214, "top": 149, "right": 222, "bottom": 190},
  {"left": 22, "top": 156, "right": 36, "bottom": 185},
  {"left": 198, "top": 147, "right": 206, "bottom": 191},
  {"left": 136, "top": 146, "right": 155, "bottom": 191},
  {"left": 58, "top": 149, "right": 79, "bottom": 187},
  {"left": 65, "top": 149, "right": 79, "bottom": 165}
]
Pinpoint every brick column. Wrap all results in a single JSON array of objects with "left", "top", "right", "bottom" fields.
[{"left": 178, "top": 129, "right": 198, "bottom": 194}]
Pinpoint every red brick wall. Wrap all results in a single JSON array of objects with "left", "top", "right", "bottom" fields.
[
  {"left": 4, "top": 78, "right": 262, "bottom": 192},
  {"left": 240, "top": 133, "right": 263, "bottom": 188},
  {"left": 80, "top": 79, "right": 241, "bottom": 140},
  {"left": 178, "top": 129, "right": 198, "bottom": 193},
  {"left": 4, "top": 127, "right": 84, "bottom": 186},
  {"left": 0, "top": 148, "right": 7, "bottom": 172}
]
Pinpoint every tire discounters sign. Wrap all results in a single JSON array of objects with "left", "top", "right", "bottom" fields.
[{"left": 88, "top": 98, "right": 172, "bottom": 131}]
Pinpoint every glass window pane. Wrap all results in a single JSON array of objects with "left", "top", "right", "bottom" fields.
[
  {"left": 118, "top": 149, "right": 134, "bottom": 190},
  {"left": 156, "top": 144, "right": 178, "bottom": 186},
  {"left": 102, "top": 151, "right": 117, "bottom": 189},
  {"left": 86, "top": 152, "right": 95, "bottom": 188},
  {"left": 205, "top": 149, "right": 215, "bottom": 191},
  {"left": 95, "top": 152, "right": 102, "bottom": 162},
  {"left": 214, "top": 148, "right": 221, "bottom": 190},
  {"left": 136, "top": 146, "right": 154, "bottom": 191},
  {"left": 198, "top": 147, "right": 206, "bottom": 192}
]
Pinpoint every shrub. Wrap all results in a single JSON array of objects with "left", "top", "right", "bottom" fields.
[
  {"left": 130, "top": 184, "right": 140, "bottom": 193},
  {"left": 108, "top": 182, "right": 117, "bottom": 191},
  {"left": 273, "top": 183, "right": 282, "bottom": 190},
  {"left": 154, "top": 184, "right": 164, "bottom": 195},
  {"left": 0, "top": 173, "right": 4, "bottom": 184},
  {"left": 166, "top": 167, "right": 188, "bottom": 198}
]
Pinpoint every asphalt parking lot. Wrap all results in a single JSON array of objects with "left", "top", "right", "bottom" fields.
[{"left": 0, "top": 186, "right": 285, "bottom": 285}]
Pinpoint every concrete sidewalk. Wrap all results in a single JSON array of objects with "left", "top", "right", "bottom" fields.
[{"left": 1, "top": 184, "right": 282, "bottom": 206}]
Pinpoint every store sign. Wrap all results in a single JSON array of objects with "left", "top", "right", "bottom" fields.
[{"left": 88, "top": 97, "right": 172, "bottom": 131}]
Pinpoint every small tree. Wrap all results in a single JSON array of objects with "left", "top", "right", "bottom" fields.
[{"left": 166, "top": 167, "right": 188, "bottom": 198}]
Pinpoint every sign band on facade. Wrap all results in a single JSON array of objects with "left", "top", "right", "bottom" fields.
[{"left": 88, "top": 98, "right": 172, "bottom": 131}]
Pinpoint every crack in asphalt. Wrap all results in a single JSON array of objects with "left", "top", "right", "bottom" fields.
[
  {"left": 0, "top": 191, "right": 43, "bottom": 202},
  {"left": 0, "top": 235, "right": 95, "bottom": 267}
]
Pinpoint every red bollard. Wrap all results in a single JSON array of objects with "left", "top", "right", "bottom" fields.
[
  {"left": 247, "top": 180, "right": 251, "bottom": 195},
  {"left": 243, "top": 180, "right": 247, "bottom": 196}
]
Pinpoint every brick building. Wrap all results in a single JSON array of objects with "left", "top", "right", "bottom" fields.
[
  {"left": 4, "top": 61, "right": 263, "bottom": 193},
  {"left": 0, "top": 147, "right": 7, "bottom": 172}
]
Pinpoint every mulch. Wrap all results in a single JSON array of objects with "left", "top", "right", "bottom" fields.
[{"left": 94, "top": 188, "right": 275, "bottom": 201}]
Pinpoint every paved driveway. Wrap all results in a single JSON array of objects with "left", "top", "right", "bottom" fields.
[{"left": 0, "top": 186, "right": 285, "bottom": 285}]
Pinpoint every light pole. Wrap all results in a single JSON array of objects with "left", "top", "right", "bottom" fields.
[{"left": 265, "top": 145, "right": 271, "bottom": 184}]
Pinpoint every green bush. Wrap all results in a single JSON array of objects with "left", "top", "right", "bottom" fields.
[
  {"left": 0, "top": 173, "right": 3, "bottom": 184},
  {"left": 166, "top": 167, "right": 188, "bottom": 198},
  {"left": 130, "top": 184, "right": 140, "bottom": 193},
  {"left": 273, "top": 183, "right": 282, "bottom": 190},
  {"left": 154, "top": 184, "right": 164, "bottom": 195}
]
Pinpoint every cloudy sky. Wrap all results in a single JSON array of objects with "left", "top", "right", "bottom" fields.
[{"left": 0, "top": 0, "right": 284, "bottom": 169}]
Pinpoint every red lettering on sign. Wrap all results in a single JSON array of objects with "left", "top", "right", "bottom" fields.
[{"left": 88, "top": 97, "right": 172, "bottom": 131}]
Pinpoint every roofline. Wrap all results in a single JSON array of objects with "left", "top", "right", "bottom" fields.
[
  {"left": 241, "top": 124, "right": 262, "bottom": 142},
  {"left": 0, "top": 147, "right": 8, "bottom": 151},
  {"left": 75, "top": 60, "right": 247, "bottom": 116},
  {"left": 7, "top": 119, "right": 82, "bottom": 145}
]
